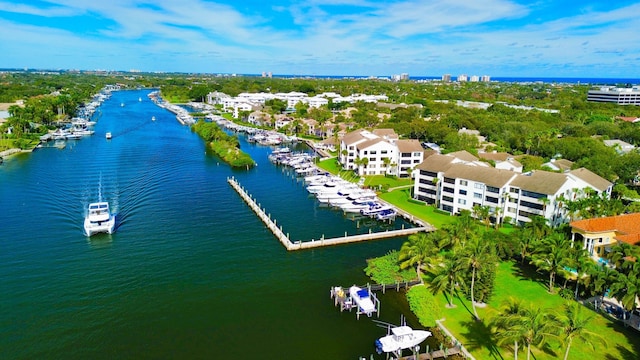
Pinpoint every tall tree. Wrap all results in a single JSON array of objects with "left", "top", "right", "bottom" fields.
[
  {"left": 531, "top": 232, "right": 571, "bottom": 292},
  {"left": 493, "top": 297, "right": 528, "bottom": 360},
  {"left": 427, "top": 250, "right": 464, "bottom": 308},
  {"left": 398, "top": 231, "right": 443, "bottom": 282},
  {"left": 457, "top": 235, "right": 497, "bottom": 320},
  {"left": 552, "top": 302, "right": 606, "bottom": 360}
]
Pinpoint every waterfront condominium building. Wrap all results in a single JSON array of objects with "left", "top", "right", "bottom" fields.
[
  {"left": 587, "top": 86, "right": 640, "bottom": 105},
  {"left": 338, "top": 129, "right": 424, "bottom": 177},
  {"left": 413, "top": 152, "right": 613, "bottom": 227}
]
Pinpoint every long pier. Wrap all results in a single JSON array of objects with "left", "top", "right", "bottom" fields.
[{"left": 227, "top": 177, "right": 433, "bottom": 251}]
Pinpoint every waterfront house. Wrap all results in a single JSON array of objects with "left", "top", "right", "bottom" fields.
[{"left": 570, "top": 213, "right": 640, "bottom": 262}]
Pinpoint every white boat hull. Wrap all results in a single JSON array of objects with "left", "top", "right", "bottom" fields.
[
  {"left": 84, "top": 202, "right": 116, "bottom": 236},
  {"left": 84, "top": 216, "right": 115, "bottom": 236},
  {"left": 376, "top": 326, "right": 432, "bottom": 354}
]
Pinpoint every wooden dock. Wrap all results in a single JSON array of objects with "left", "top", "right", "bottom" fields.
[
  {"left": 227, "top": 177, "right": 433, "bottom": 251},
  {"left": 396, "top": 346, "right": 463, "bottom": 360}
]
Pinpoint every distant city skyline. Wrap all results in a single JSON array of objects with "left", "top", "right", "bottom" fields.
[{"left": 1, "top": 1, "right": 639, "bottom": 78}]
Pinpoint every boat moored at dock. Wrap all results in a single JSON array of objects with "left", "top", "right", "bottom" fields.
[{"left": 375, "top": 325, "right": 432, "bottom": 357}]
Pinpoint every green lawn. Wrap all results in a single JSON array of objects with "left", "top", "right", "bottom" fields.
[
  {"left": 431, "top": 261, "right": 640, "bottom": 360},
  {"left": 379, "top": 188, "right": 457, "bottom": 228},
  {"left": 0, "top": 139, "right": 13, "bottom": 151}
]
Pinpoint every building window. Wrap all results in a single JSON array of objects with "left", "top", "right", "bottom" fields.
[
  {"left": 443, "top": 187, "right": 454, "bottom": 193},
  {"left": 486, "top": 186, "right": 499, "bottom": 193},
  {"left": 485, "top": 196, "right": 499, "bottom": 204},
  {"left": 473, "top": 192, "right": 482, "bottom": 199},
  {"left": 521, "top": 190, "right": 546, "bottom": 199},
  {"left": 510, "top": 187, "right": 519, "bottom": 194},
  {"left": 363, "top": 150, "right": 368, "bottom": 155},
  {"left": 508, "top": 207, "right": 517, "bottom": 213},
  {"left": 381, "top": 150, "right": 388, "bottom": 154},
  {"left": 460, "top": 180, "right": 468, "bottom": 186},
  {"left": 444, "top": 177, "right": 455, "bottom": 184},
  {"left": 458, "top": 199, "right": 466, "bottom": 205},
  {"left": 370, "top": 151, "right": 377, "bottom": 155},
  {"left": 474, "top": 183, "right": 484, "bottom": 190},
  {"left": 442, "top": 196, "right": 453, "bottom": 203},
  {"left": 459, "top": 189, "right": 467, "bottom": 195}
]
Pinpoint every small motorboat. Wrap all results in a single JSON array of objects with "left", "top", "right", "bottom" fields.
[
  {"left": 375, "top": 325, "right": 432, "bottom": 356},
  {"left": 105, "top": 132, "right": 112, "bottom": 139},
  {"left": 349, "top": 285, "right": 377, "bottom": 317},
  {"left": 84, "top": 202, "right": 116, "bottom": 236}
]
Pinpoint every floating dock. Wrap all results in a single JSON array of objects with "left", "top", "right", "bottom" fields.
[{"left": 227, "top": 177, "right": 434, "bottom": 251}]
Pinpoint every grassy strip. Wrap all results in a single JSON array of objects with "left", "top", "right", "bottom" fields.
[{"left": 379, "top": 188, "right": 457, "bottom": 228}]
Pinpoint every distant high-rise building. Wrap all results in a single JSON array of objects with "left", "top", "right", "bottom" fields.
[
  {"left": 457, "top": 74, "right": 468, "bottom": 82},
  {"left": 442, "top": 74, "right": 451, "bottom": 82},
  {"left": 481, "top": 75, "right": 491, "bottom": 82},
  {"left": 400, "top": 73, "right": 409, "bottom": 80},
  {"left": 470, "top": 75, "right": 479, "bottom": 82}
]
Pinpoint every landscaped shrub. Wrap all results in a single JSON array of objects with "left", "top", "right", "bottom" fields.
[
  {"left": 364, "top": 250, "right": 416, "bottom": 284},
  {"left": 406, "top": 285, "right": 443, "bottom": 327}
]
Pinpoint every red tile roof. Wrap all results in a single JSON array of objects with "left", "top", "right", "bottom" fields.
[{"left": 570, "top": 213, "right": 640, "bottom": 245}]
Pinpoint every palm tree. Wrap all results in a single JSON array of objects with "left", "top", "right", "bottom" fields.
[
  {"left": 457, "top": 235, "right": 496, "bottom": 320},
  {"left": 514, "top": 228, "right": 537, "bottom": 265},
  {"left": 493, "top": 297, "right": 528, "bottom": 360},
  {"left": 398, "top": 231, "right": 442, "bottom": 282},
  {"left": 552, "top": 302, "right": 606, "bottom": 360},
  {"left": 520, "top": 306, "right": 554, "bottom": 360},
  {"left": 524, "top": 215, "right": 550, "bottom": 241},
  {"left": 587, "top": 265, "right": 619, "bottom": 309},
  {"left": 566, "top": 246, "right": 594, "bottom": 299},
  {"left": 611, "top": 268, "right": 640, "bottom": 317},
  {"left": 443, "top": 209, "right": 475, "bottom": 249},
  {"left": 607, "top": 243, "right": 639, "bottom": 272},
  {"left": 530, "top": 232, "right": 571, "bottom": 293},
  {"left": 472, "top": 205, "right": 491, "bottom": 229},
  {"left": 381, "top": 157, "right": 391, "bottom": 176},
  {"left": 427, "top": 251, "right": 464, "bottom": 308}
]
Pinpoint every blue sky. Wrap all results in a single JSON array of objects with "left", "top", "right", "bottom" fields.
[{"left": 1, "top": 0, "right": 639, "bottom": 78}]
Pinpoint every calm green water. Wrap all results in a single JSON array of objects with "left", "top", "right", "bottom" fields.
[{"left": 0, "top": 90, "right": 422, "bottom": 359}]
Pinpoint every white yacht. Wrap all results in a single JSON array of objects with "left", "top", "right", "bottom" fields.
[
  {"left": 375, "top": 326, "right": 432, "bottom": 356},
  {"left": 105, "top": 132, "right": 112, "bottom": 139},
  {"left": 84, "top": 202, "right": 116, "bottom": 236},
  {"left": 360, "top": 202, "right": 394, "bottom": 216}
]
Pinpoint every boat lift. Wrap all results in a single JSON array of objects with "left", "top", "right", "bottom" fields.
[{"left": 330, "top": 285, "right": 380, "bottom": 319}]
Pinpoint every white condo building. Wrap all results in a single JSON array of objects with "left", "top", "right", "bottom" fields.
[
  {"left": 413, "top": 152, "right": 613, "bottom": 226},
  {"left": 339, "top": 129, "right": 424, "bottom": 177}
]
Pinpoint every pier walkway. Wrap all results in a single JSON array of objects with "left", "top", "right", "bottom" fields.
[{"left": 227, "top": 177, "right": 433, "bottom": 251}]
